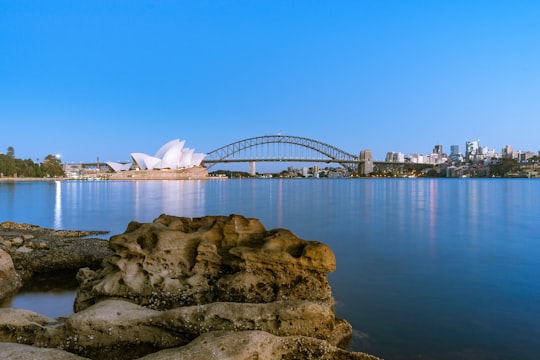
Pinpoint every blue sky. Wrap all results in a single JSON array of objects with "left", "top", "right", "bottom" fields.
[{"left": 1, "top": 0, "right": 539, "bottom": 169}]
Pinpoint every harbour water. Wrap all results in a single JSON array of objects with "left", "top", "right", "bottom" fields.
[{"left": 1, "top": 178, "right": 539, "bottom": 359}]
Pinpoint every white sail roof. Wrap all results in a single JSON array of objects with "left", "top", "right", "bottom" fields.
[{"left": 111, "top": 139, "right": 207, "bottom": 172}]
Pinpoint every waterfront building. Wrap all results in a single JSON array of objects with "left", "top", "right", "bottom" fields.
[
  {"left": 466, "top": 140, "right": 479, "bottom": 160},
  {"left": 502, "top": 145, "right": 515, "bottom": 159},
  {"left": 107, "top": 139, "right": 205, "bottom": 172},
  {"left": 409, "top": 153, "right": 427, "bottom": 164},
  {"left": 385, "top": 152, "right": 404, "bottom": 163},
  {"left": 518, "top": 151, "right": 535, "bottom": 162}
]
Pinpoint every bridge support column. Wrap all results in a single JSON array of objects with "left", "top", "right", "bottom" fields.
[
  {"left": 249, "top": 161, "right": 256, "bottom": 176},
  {"left": 359, "top": 150, "right": 373, "bottom": 176}
]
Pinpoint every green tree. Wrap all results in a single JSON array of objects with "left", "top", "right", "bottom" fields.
[
  {"left": 490, "top": 158, "right": 518, "bottom": 177},
  {"left": 15, "top": 158, "right": 42, "bottom": 177},
  {"left": 0, "top": 153, "right": 17, "bottom": 176},
  {"left": 40, "top": 154, "right": 65, "bottom": 177},
  {"left": 7, "top": 146, "right": 15, "bottom": 158}
]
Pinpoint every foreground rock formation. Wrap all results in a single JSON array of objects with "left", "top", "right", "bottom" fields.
[
  {"left": 0, "top": 222, "right": 111, "bottom": 286},
  {"left": 0, "top": 215, "right": 380, "bottom": 360},
  {"left": 0, "top": 249, "right": 21, "bottom": 298}
]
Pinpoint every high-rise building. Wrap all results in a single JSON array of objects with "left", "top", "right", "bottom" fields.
[
  {"left": 502, "top": 145, "right": 514, "bottom": 159},
  {"left": 433, "top": 145, "right": 443, "bottom": 156},
  {"left": 386, "top": 151, "right": 404, "bottom": 162},
  {"left": 450, "top": 145, "right": 460, "bottom": 156},
  {"left": 466, "top": 140, "right": 479, "bottom": 160}
]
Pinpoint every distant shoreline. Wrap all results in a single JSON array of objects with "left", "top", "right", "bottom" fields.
[{"left": 0, "top": 177, "right": 60, "bottom": 182}]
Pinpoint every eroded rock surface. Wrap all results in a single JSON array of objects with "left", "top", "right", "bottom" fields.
[
  {"left": 0, "top": 249, "right": 21, "bottom": 298},
  {"left": 0, "top": 221, "right": 111, "bottom": 283},
  {"left": 75, "top": 214, "right": 336, "bottom": 312},
  {"left": 0, "top": 343, "right": 90, "bottom": 360},
  {"left": 0, "top": 215, "right": 380, "bottom": 360},
  {"left": 137, "top": 330, "right": 379, "bottom": 360}
]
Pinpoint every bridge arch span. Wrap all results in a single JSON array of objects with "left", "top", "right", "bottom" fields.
[{"left": 203, "top": 135, "right": 360, "bottom": 171}]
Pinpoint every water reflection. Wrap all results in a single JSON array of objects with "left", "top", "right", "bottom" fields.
[
  {"left": 277, "top": 179, "right": 283, "bottom": 227},
  {"left": 429, "top": 180, "right": 438, "bottom": 255},
  {"left": 1, "top": 179, "right": 539, "bottom": 359},
  {"left": 54, "top": 180, "right": 62, "bottom": 229}
]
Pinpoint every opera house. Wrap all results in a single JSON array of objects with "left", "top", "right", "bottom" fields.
[{"left": 106, "top": 139, "right": 209, "bottom": 180}]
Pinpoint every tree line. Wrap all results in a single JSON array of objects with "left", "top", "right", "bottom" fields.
[{"left": 0, "top": 146, "right": 65, "bottom": 178}]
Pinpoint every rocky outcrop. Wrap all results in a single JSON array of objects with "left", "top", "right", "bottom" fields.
[
  {"left": 0, "top": 249, "right": 22, "bottom": 300},
  {"left": 0, "top": 215, "right": 380, "bottom": 360},
  {"left": 0, "top": 343, "right": 90, "bottom": 360},
  {"left": 0, "top": 222, "right": 111, "bottom": 283},
  {"left": 137, "top": 330, "right": 375, "bottom": 360},
  {"left": 75, "top": 214, "right": 335, "bottom": 312}
]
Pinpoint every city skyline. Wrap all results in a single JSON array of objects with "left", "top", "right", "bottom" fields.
[
  {"left": 1, "top": 1, "right": 539, "bottom": 165},
  {"left": 1, "top": 135, "right": 536, "bottom": 168}
]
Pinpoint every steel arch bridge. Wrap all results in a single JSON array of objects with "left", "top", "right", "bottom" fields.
[{"left": 203, "top": 135, "right": 362, "bottom": 172}]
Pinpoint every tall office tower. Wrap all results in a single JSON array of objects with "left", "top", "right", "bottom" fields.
[
  {"left": 502, "top": 145, "right": 514, "bottom": 159},
  {"left": 433, "top": 145, "right": 443, "bottom": 156},
  {"left": 359, "top": 150, "right": 373, "bottom": 175},
  {"left": 450, "top": 145, "right": 460, "bottom": 156},
  {"left": 466, "top": 140, "right": 479, "bottom": 160}
]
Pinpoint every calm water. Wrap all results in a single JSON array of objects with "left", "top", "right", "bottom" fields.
[{"left": 1, "top": 178, "right": 539, "bottom": 359}]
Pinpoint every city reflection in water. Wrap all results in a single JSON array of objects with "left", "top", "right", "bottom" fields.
[
  {"left": 54, "top": 180, "right": 62, "bottom": 229},
  {"left": 429, "top": 179, "right": 438, "bottom": 255}
]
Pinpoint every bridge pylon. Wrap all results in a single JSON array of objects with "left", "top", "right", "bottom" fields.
[{"left": 359, "top": 150, "right": 373, "bottom": 175}]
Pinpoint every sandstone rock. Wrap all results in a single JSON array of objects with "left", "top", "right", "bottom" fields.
[
  {"left": 0, "top": 298, "right": 357, "bottom": 359},
  {"left": 0, "top": 343, "right": 90, "bottom": 360},
  {"left": 75, "top": 214, "right": 335, "bottom": 312},
  {"left": 0, "top": 249, "right": 22, "bottom": 298},
  {"left": 16, "top": 246, "right": 33, "bottom": 253},
  {"left": 56, "top": 299, "right": 183, "bottom": 359},
  {"left": 0, "top": 240, "right": 11, "bottom": 249},
  {"left": 0, "top": 216, "right": 379, "bottom": 360},
  {"left": 0, "top": 308, "right": 58, "bottom": 345},
  {"left": 12, "top": 237, "right": 24, "bottom": 246},
  {"left": 136, "top": 330, "right": 380, "bottom": 360},
  {"left": 5, "top": 232, "right": 112, "bottom": 282}
]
